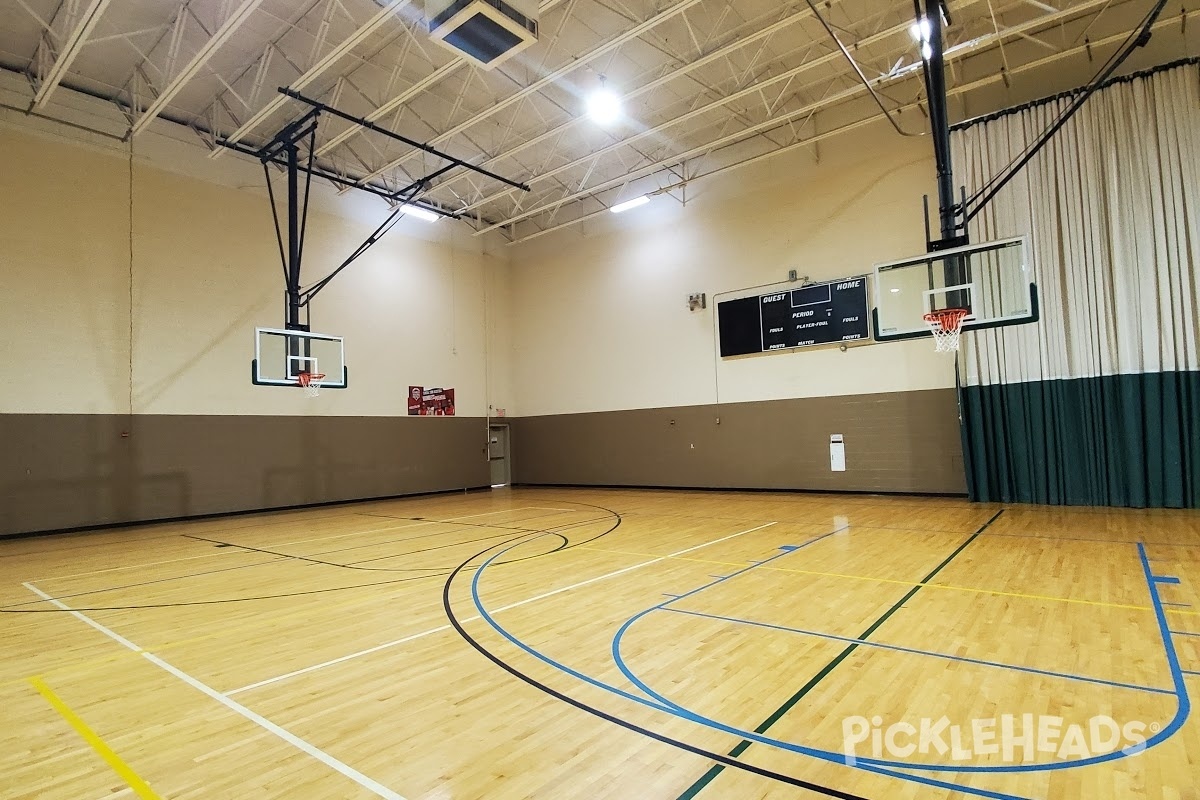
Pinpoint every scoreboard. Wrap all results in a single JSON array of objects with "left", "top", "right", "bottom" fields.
[{"left": 718, "top": 277, "right": 870, "bottom": 357}]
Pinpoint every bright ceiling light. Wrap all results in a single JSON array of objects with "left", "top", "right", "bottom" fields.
[
  {"left": 610, "top": 195, "right": 650, "bottom": 214},
  {"left": 910, "top": 18, "right": 931, "bottom": 42},
  {"left": 400, "top": 204, "right": 439, "bottom": 222},
  {"left": 921, "top": 42, "right": 933, "bottom": 60},
  {"left": 587, "top": 77, "right": 622, "bottom": 125}
]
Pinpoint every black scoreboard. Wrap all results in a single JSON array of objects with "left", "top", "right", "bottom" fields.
[{"left": 717, "top": 277, "right": 870, "bottom": 357}]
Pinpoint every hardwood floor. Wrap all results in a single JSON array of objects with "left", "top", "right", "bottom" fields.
[{"left": 1, "top": 488, "right": 1198, "bottom": 800}]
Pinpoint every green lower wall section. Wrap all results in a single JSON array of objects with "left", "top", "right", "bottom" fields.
[
  {"left": 0, "top": 414, "right": 490, "bottom": 536},
  {"left": 509, "top": 389, "right": 967, "bottom": 494},
  {"left": 962, "top": 371, "right": 1200, "bottom": 507}
]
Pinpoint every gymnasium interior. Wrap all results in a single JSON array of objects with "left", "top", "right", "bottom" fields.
[{"left": 1, "top": 0, "right": 1197, "bottom": 797}]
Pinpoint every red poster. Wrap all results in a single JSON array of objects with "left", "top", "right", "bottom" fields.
[{"left": 408, "top": 386, "right": 455, "bottom": 416}]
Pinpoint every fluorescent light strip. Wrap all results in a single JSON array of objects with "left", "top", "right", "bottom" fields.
[
  {"left": 400, "top": 204, "right": 439, "bottom": 222},
  {"left": 610, "top": 195, "right": 650, "bottom": 214}
]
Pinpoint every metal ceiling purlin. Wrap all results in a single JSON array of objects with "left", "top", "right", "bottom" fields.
[
  {"left": 312, "top": 0, "right": 573, "bottom": 157},
  {"left": 13, "top": 0, "right": 54, "bottom": 33},
  {"left": 495, "top": 0, "right": 1079, "bottom": 207},
  {"left": 471, "top": 0, "right": 1111, "bottom": 234},
  {"left": 29, "top": 0, "right": 116, "bottom": 110},
  {"left": 459, "top": 23, "right": 893, "bottom": 213},
  {"left": 211, "top": 0, "right": 416, "bottom": 157},
  {"left": 346, "top": 0, "right": 707, "bottom": 191},
  {"left": 129, "top": 0, "right": 266, "bottom": 136},
  {"left": 508, "top": 4, "right": 1182, "bottom": 244},
  {"left": 417, "top": 0, "right": 847, "bottom": 205}
]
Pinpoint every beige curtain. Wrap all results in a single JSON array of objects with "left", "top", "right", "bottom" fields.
[{"left": 950, "top": 61, "right": 1200, "bottom": 387}]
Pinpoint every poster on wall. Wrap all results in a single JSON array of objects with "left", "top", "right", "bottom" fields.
[{"left": 408, "top": 386, "right": 456, "bottom": 416}]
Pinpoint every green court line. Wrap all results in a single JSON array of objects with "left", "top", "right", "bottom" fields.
[{"left": 675, "top": 509, "right": 1005, "bottom": 800}]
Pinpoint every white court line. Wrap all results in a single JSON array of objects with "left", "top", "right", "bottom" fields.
[
  {"left": 227, "top": 624, "right": 453, "bottom": 695},
  {"left": 226, "top": 521, "right": 777, "bottom": 695},
  {"left": 22, "top": 583, "right": 406, "bottom": 800}
]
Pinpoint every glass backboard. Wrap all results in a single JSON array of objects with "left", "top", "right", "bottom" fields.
[
  {"left": 253, "top": 327, "right": 347, "bottom": 388},
  {"left": 872, "top": 237, "right": 1037, "bottom": 341}
]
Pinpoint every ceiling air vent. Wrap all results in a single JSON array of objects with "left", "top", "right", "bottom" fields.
[{"left": 426, "top": 0, "right": 539, "bottom": 69}]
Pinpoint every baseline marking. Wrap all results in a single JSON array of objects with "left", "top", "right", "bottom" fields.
[
  {"left": 23, "top": 583, "right": 406, "bottom": 800},
  {"left": 29, "top": 676, "right": 162, "bottom": 799}
]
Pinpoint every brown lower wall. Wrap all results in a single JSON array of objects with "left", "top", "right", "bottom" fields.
[
  {"left": 509, "top": 389, "right": 966, "bottom": 494},
  {"left": 0, "top": 414, "right": 490, "bottom": 536}
]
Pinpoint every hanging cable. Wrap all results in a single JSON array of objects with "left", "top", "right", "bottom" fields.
[{"left": 805, "top": 0, "right": 926, "bottom": 137}]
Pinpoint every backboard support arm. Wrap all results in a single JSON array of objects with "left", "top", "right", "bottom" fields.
[{"left": 221, "top": 94, "right": 528, "bottom": 332}]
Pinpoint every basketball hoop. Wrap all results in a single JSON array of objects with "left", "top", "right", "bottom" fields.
[
  {"left": 923, "top": 308, "right": 971, "bottom": 353},
  {"left": 297, "top": 371, "right": 325, "bottom": 397}
]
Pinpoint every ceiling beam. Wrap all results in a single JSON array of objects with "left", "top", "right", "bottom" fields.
[
  {"left": 508, "top": 9, "right": 1189, "bottom": 244},
  {"left": 315, "top": 0, "right": 572, "bottom": 157},
  {"left": 414, "top": 0, "right": 837, "bottom": 200},
  {"left": 347, "top": 0, "right": 706, "bottom": 190},
  {"left": 213, "top": 0, "right": 415, "bottom": 156},
  {"left": 129, "top": 0, "right": 266, "bottom": 137},
  {"left": 473, "top": 0, "right": 1113, "bottom": 234},
  {"left": 31, "top": 0, "right": 115, "bottom": 110}
]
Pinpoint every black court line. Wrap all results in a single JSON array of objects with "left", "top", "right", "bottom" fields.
[
  {"left": 674, "top": 508, "right": 1005, "bottom": 800},
  {"left": 4, "top": 502, "right": 623, "bottom": 612},
  {"left": 442, "top": 512, "right": 870, "bottom": 800}
]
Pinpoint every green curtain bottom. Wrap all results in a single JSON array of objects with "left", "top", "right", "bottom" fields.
[{"left": 962, "top": 370, "right": 1200, "bottom": 507}]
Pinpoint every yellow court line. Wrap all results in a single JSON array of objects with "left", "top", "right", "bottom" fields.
[
  {"left": 28, "top": 676, "right": 161, "bottom": 799},
  {"left": 576, "top": 544, "right": 1164, "bottom": 613}
]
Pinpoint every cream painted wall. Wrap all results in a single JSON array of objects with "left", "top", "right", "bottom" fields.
[
  {"left": 0, "top": 122, "right": 514, "bottom": 417},
  {"left": 508, "top": 122, "right": 959, "bottom": 417}
]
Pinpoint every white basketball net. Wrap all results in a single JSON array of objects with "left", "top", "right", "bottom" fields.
[
  {"left": 298, "top": 372, "right": 325, "bottom": 398},
  {"left": 923, "top": 310, "right": 970, "bottom": 353}
]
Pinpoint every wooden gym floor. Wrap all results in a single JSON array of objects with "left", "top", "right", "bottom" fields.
[{"left": 1, "top": 488, "right": 1198, "bottom": 800}]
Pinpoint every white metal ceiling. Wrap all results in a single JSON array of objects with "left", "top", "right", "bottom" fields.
[{"left": 0, "top": 0, "right": 1186, "bottom": 241}]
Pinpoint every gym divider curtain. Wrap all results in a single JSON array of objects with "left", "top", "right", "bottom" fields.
[{"left": 950, "top": 60, "right": 1200, "bottom": 507}]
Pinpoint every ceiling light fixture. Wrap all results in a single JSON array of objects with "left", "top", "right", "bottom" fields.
[
  {"left": 400, "top": 204, "right": 440, "bottom": 222},
  {"left": 610, "top": 195, "right": 650, "bottom": 214},
  {"left": 910, "top": 18, "right": 931, "bottom": 42},
  {"left": 587, "top": 76, "right": 622, "bottom": 125}
]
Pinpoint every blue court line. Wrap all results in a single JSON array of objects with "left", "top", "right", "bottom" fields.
[
  {"left": 1155, "top": 576, "right": 1182, "bottom": 585},
  {"left": 658, "top": 606, "right": 1173, "bottom": 696},
  {"left": 466, "top": 525, "right": 848, "bottom": 719},
  {"left": 605, "top": 543, "right": 1190, "bottom": 776},
  {"left": 467, "top": 531, "right": 1187, "bottom": 800}
]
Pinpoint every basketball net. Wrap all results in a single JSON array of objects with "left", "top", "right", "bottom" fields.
[
  {"left": 922, "top": 309, "right": 970, "bottom": 353},
  {"left": 297, "top": 371, "right": 325, "bottom": 398}
]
